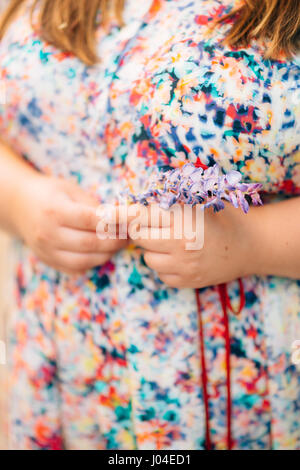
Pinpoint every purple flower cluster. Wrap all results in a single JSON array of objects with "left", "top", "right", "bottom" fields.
[{"left": 127, "top": 163, "right": 263, "bottom": 213}]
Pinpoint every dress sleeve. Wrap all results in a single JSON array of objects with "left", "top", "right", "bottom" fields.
[{"left": 171, "top": 54, "right": 300, "bottom": 197}]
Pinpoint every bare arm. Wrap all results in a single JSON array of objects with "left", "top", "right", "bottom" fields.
[
  {"left": 0, "top": 139, "right": 38, "bottom": 235},
  {"left": 246, "top": 197, "right": 300, "bottom": 280}
]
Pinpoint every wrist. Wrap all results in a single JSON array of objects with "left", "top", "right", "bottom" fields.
[
  {"left": 0, "top": 140, "right": 45, "bottom": 238},
  {"left": 239, "top": 204, "right": 268, "bottom": 277},
  {"left": 11, "top": 168, "right": 44, "bottom": 239}
]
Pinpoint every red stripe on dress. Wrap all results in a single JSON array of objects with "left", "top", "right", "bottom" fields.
[{"left": 195, "top": 288, "right": 212, "bottom": 450}]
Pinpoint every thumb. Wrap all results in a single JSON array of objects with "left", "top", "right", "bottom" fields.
[
  {"left": 62, "top": 179, "right": 99, "bottom": 207},
  {"left": 97, "top": 203, "right": 147, "bottom": 226}
]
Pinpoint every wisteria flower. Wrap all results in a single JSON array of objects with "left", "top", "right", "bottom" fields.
[{"left": 126, "top": 163, "right": 263, "bottom": 214}]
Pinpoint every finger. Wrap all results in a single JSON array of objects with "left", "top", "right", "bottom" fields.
[
  {"left": 96, "top": 219, "right": 128, "bottom": 240},
  {"left": 157, "top": 274, "right": 183, "bottom": 288},
  {"left": 62, "top": 179, "right": 99, "bottom": 206},
  {"left": 54, "top": 251, "right": 113, "bottom": 273},
  {"left": 100, "top": 204, "right": 173, "bottom": 229},
  {"left": 60, "top": 201, "right": 100, "bottom": 232},
  {"left": 129, "top": 204, "right": 173, "bottom": 227},
  {"left": 130, "top": 227, "right": 172, "bottom": 253},
  {"left": 143, "top": 251, "right": 178, "bottom": 274},
  {"left": 143, "top": 204, "right": 182, "bottom": 228},
  {"left": 97, "top": 203, "right": 144, "bottom": 229},
  {"left": 54, "top": 227, "right": 128, "bottom": 253}
]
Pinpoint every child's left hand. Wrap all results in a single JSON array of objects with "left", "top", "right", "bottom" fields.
[{"left": 127, "top": 203, "right": 255, "bottom": 288}]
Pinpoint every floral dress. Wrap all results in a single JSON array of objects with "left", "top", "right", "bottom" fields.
[{"left": 0, "top": 0, "right": 299, "bottom": 450}]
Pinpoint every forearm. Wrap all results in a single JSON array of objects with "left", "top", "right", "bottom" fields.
[
  {"left": 246, "top": 197, "right": 300, "bottom": 279},
  {"left": 0, "top": 139, "right": 40, "bottom": 236}
]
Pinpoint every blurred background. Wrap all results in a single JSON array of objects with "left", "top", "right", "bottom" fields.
[
  {"left": 0, "top": 2, "right": 9, "bottom": 450},
  {"left": 0, "top": 231, "right": 10, "bottom": 449}
]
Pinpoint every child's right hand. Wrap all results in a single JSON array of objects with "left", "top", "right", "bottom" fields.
[{"left": 14, "top": 173, "right": 128, "bottom": 275}]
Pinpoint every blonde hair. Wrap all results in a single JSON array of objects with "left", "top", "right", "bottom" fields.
[
  {"left": 0, "top": 0, "right": 124, "bottom": 65},
  {"left": 221, "top": 0, "right": 300, "bottom": 59},
  {"left": 0, "top": 0, "right": 299, "bottom": 65}
]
